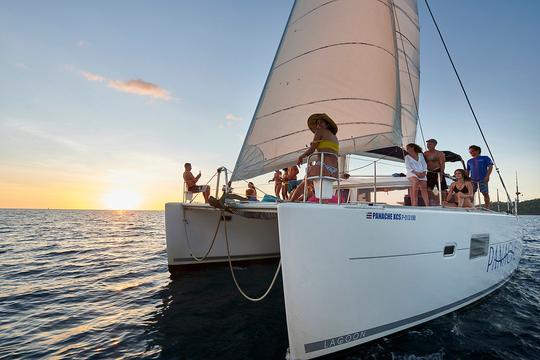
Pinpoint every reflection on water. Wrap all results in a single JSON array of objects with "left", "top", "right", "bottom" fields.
[{"left": 0, "top": 210, "right": 539, "bottom": 359}]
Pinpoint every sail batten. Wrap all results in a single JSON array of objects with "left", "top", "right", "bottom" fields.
[{"left": 232, "top": 0, "right": 419, "bottom": 181}]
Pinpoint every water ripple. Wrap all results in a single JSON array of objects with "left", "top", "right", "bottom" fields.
[{"left": 0, "top": 210, "right": 539, "bottom": 359}]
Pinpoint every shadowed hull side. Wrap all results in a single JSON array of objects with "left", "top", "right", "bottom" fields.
[{"left": 165, "top": 203, "right": 280, "bottom": 269}]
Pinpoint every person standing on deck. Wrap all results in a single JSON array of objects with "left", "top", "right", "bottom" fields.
[
  {"left": 467, "top": 145, "right": 493, "bottom": 209},
  {"left": 287, "top": 165, "right": 300, "bottom": 195},
  {"left": 405, "top": 143, "right": 429, "bottom": 207},
  {"left": 268, "top": 170, "right": 283, "bottom": 199},
  {"left": 183, "top": 163, "right": 210, "bottom": 203},
  {"left": 424, "top": 138, "right": 448, "bottom": 204}
]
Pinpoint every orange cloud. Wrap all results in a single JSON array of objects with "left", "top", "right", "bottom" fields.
[
  {"left": 80, "top": 70, "right": 172, "bottom": 101},
  {"left": 81, "top": 71, "right": 105, "bottom": 82},
  {"left": 108, "top": 79, "right": 172, "bottom": 100}
]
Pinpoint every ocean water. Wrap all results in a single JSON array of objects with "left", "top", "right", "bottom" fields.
[{"left": 0, "top": 210, "right": 538, "bottom": 359}]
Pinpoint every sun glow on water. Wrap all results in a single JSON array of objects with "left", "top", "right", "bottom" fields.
[{"left": 102, "top": 189, "right": 142, "bottom": 210}]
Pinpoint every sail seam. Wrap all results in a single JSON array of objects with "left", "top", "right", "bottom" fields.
[
  {"left": 273, "top": 42, "right": 395, "bottom": 70},
  {"left": 253, "top": 122, "right": 395, "bottom": 147},
  {"left": 256, "top": 97, "right": 396, "bottom": 121}
]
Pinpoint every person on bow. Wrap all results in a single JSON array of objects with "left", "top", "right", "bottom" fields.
[
  {"left": 467, "top": 145, "right": 493, "bottom": 209},
  {"left": 424, "top": 138, "right": 448, "bottom": 204},
  {"left": 290, "top": 113, "right": 339, "bottom": 202},
  {"left": 183, "top": 162, "right": 210, "bottom": 203},
  {"left": 404, "top": 143, "right": 429, "bottom": 207}
]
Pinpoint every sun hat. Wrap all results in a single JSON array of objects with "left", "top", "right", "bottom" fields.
[{"left": 307, "top": 113, "right": 338, "bottom": 135}]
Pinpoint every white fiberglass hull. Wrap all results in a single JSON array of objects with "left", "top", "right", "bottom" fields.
[
  {"left": 277, "top": 203, "right": 522, "bottom": 360},
  {"left": 165, "top": 202, "right": 279, "bottom": 269}
]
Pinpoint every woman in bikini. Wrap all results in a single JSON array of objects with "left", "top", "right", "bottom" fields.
[
  {"left": 268, "top": 169, "right": 283, "bottom": 199},
  {"left": 444, "top": 169, "right": 474, "bottom": 208},
  {"left": 290, "top": 113, "right": 339, "bottom": 202},
  {"left": 281, "top": 168, "right": 289, "bottom": 200},
  {"left": 245, "top": 182, "right": 258, "bottom": 201}
]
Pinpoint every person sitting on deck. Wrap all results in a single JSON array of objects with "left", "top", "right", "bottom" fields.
[
  {"left": 183, "top": 162, "right": 210, "bottom": 203},
  {"left": 287, "top": 165, "right": 300, "bottom": 195},
  {"left": 281, "top": 168, "right": 289, "bottom": 200},
  {"left": 290, "top": 113, "right": 339, "bottom": 202},
  {"left": 268, "top": 169, "right": 283, "bottom": 199},
  {"left": 424, "top": 138, "right": 448, "bottom": 203},
  {"left": 245, "top": 182, "right": 258, "bottom": 201},
  {"left": 404, "top": 143, "right": 429, "bottom": 207},
  {"left": 467, "top": 145, "right": 493, "bottom": 209},
  {"left": 444, "top": 169, "right": 474, "bottom": 208}
]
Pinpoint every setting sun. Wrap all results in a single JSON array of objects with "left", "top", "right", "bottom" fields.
[{"left": 102, "top": 189, "right": 142, "bottom": 210}]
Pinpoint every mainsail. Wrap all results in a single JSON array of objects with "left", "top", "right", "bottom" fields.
[{"left": 232, "top": 0, "right": 419, "bottom": 181}]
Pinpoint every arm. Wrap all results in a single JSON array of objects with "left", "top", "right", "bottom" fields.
[
  {"left": 415, "top": 154, "right": 427, "bottom": 177},
  {"left": 466, "top": 182, "right": 474, "bottom": 197},
  {"left": 297, "top": 131, "right": 321, "bottom": 165},
  {"left": 439, "top": 151, "right": 445, "bottom": 173},
  {"left": 404, "top": 155, "right": 412, "bottom": 173},
  {"left": 445, "top": 184, "right": 454, "bottom": 202},
  {"left": 485, "top": 165, "right": 493, "bottom": 182}
]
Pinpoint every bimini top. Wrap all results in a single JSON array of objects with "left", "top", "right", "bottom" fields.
[{"left": 232, "top": 0, "right": 420, "bottom": 181}]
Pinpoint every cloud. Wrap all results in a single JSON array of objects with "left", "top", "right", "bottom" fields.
[
  {"left": 15, "top": 63, "right": 28, "bottom": 70},
  {"left": 225, "top": 114, "right": 243, "bottom": 122},
  {"left": 220, "top": 113, "right": 243, "bottom": 128},
  {"left": 80, "top": 70, "right": 172, "bottom": 101},
  {"left": 81, "top": 71, "right": 105, "bottom": 82},
  {"left": 77, "top": 40, "right": 90, "bottom": 48},
  {"left": 108, "top": 79, "right": 172, "bottom": 100}
]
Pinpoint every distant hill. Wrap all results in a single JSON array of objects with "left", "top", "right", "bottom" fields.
[{"left": 490, "top": 198, "right": 540, "bottom": 215}]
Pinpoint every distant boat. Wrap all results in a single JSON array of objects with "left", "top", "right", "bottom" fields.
[{"left": 165, "top": 1, "right": 522, "bottom": 359}]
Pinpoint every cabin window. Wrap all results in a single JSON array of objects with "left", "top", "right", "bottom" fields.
[
  {"left": 470, "top": 234, "right": 489, "bottom": 259},
  {"left": 443, "top": 244, "right": 455, "bottom": 256}
]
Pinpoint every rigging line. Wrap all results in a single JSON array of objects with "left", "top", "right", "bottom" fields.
[
  {"left": 392, "top": 0, "right": 425, "bottom": 145},
  {"left": 347, "top": 154, "right": 391, "bottom": 173},
  {"left": 225, "top": 168, "right": 270, "bottom": 197},
  {"left": 423, "top": 0, "right": 513, "bottom": 205}
]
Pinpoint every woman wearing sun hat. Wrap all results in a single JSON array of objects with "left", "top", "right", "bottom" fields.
[{"left": 289, "top": 113, "right": 339, "bottom": 201}]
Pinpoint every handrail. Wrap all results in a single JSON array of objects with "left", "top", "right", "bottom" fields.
[{"left": 304, "top": 151, "right": 340, "bottom": 204}]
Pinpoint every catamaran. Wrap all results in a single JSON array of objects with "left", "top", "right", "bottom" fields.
[{"left": 165, "top": 1, "right": 522, "bottom": 359}]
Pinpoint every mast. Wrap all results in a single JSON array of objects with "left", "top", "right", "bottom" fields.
[{"left": 515, "top": 172, "right": 521, "bottom": 215}]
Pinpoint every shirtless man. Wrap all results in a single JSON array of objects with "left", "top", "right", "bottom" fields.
[
  {"left": 423, "top": 139, "right": 447, "bottom": 204},
  {"left": 182, "top": 163, "right": 210, "bottom": 203}
]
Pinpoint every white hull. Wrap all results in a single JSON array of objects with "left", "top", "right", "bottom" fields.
[
  {"left": 164, "top": 203, "right": 522, "bottom": 359},
  {"left": 165, "top": 202, "right": 279, "bottom": 268},
  {"left": 277, "top": 204, "right": 522, "bottom": 359}
]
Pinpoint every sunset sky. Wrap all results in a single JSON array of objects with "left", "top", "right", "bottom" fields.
[{"left": 1, "top": 0, "right": 539, "bottom": 210}]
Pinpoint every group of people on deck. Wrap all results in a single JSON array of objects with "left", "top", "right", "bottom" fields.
[
  {"left": 183, "top": 113, "right": 494, "bottom": 209},
  {"left": 269, "top": 165, "right": 300, "bottom": 200},
  {"left": 404, "top": 141, "right": 493, "bottom": 208}
]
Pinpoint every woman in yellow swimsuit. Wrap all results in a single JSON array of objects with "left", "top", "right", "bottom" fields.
[{"left": 290, "top": 113, "right": 339, "bottom": 201}]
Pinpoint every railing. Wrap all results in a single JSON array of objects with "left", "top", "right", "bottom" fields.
[
  {"left": 303, "top": 152, "right": 340, "bottom": 204},
  {"left": 215, "top": 166, "right": 229, "bottom": 199}
]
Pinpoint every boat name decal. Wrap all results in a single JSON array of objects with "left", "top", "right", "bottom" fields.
[
  {"left": 486, "top": 241, "right": 516, "bottom": 272},
  {"left": 323, "top": 331, "right": 367, "bottom": 350},
  {"left": 366, "top": 212, "right": 416, "bottom": 221}
]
